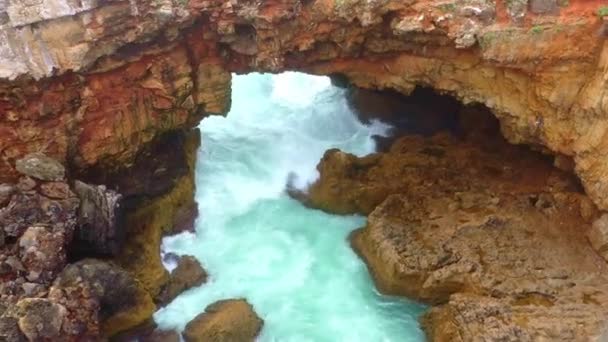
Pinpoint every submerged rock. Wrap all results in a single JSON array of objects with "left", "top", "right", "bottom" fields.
[
  {"left": 157, "top": 255, "right": 207, "bottom": 306},
  {"left": 183, "top": 299, "right": 263, "bottom": 342}
]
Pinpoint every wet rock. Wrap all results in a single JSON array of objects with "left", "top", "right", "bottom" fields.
[
  {"left": 15, "top": 153, "right": 65, "bottom": 182},
  {"left": 140, "top": 329, "right": 181, "bottom": 342},
  {"left": 73, "top": 180, "right": 123, "bottom": 255},
  {"left": 183, "top": 299, "right": 263, "bottom": 342},
  {"left": 157, "top": 255, "right": 207, "bottom": 306},
  {"left": 47, "top": 280, "right": 101, "bottom": 338},
  {"left": 345, "top": 87, "right": 460, "bottom": 150},
  {"left": 19, "top": 225, "right": 67, "bottom": 283},
  {"left": 21, "top": 282, "right": 44, "bottom": 297},
  {"left": 15, "top": 298, "right": 67, "bottom": 340}
]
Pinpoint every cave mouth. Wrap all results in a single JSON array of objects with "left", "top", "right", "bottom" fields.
[{"left": 152, "top": 72, "right": 426, "bottom": 340}]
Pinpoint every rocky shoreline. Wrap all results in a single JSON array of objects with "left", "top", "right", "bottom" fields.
[
  {"left": 0, "top": 128, "right": 210, "bottom": 340},
  {"left": 304, "top": 105, "right": 608, "bottom": 340},
  {"left": 2, "top": 0, "right": 608, "bottom": 340}
]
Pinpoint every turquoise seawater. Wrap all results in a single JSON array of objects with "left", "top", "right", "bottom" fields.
[{"left": 154, "top": 72, "right": 426, "bottom": 341}]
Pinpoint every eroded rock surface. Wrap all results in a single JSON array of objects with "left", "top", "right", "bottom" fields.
[
  {"left": 0, "top": 0, "right": 608, "bottom": 213},
  {"left": 157, "top": 255, "right": 207, "bottom": 306},
  {"left": 183, "top": 299, "right": 264, "bottom": 342},
  {"left": 0, "top": 153, "right": 156, "bottom": 340},
  {"left": 306, "top": 109, "right": 608, "bottom": 340}
]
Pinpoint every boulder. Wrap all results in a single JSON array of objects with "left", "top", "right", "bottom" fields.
[
  {"left": 53, "top": 259, "right": 155, "bottom": 337},
  {"left": 15, "top": 298, "right": 67, "bottom": 340},
  {"left": 157, "top": 255, "right": 207, "bottom": 306},
  {"left": 15, "top": 153, "right": 65, "bottom": 181},
  {"left": 183, "top": 299, "right": 263, "bottom": 342}
]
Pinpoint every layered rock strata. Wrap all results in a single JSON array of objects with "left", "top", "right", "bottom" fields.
[
  {"left": 183, "top": 299, "right": 264, "bottom": 342},
  {"left": 2, "top": 0, "right": 608, "bottom": 340},
  {"left": 0, "top": 0, "right": 608, "bottom": 211}
]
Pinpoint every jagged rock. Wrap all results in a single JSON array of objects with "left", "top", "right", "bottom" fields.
[
  {"left": 15, "top": 298, "right": 67, "bottom": 340},
  {"left": 157, "top": 255, "right": 207, "bottom": 306},
  {"left": 183, "top": 299, "right": 263, "bottom": 342},
  {"left": 19, "top": 225, "right": 67, "bottom": 283},
  {"left": 0, "top": 184, "right": 14, "bottom": 207},
  {"left": 304, "top": 132, "right": 607, "bottom": 339},
  {"left": 47, "top": 280, "right": 101, "bottom": 339},
  {"left": 53, "top": 259, "right": 155, "bottom": 337},
  {"left": 15, "top": 153, "right": 65, "bottom": 182},
  {"left": 40, "top": 182, "right": 72, "bottom": 199},
  {"left": 73, "top": 180, "right": 123, "bottom": 255},
  {"left": 0, "top": 182, "right": 79, "bottom": 238},
  {"left": 0, "top": 0, "right": 606, "bottom": 217},
  {"left": 140, "top": 329, "right": 181, "bottom": 342}
]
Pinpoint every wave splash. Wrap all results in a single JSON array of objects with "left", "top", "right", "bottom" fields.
[{"left": 154, "top": 72, "right": 425, "bottom": 341}]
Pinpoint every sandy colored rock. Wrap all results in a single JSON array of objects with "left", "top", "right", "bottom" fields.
[
  {"left": 307, "top": 122, "right": 608, "bottom": 340},
  {"left": 15, "top": 298, "right": 67, "bottom": 340},
  {"left": 183, "top": 299, "right": 263, "bottom": 342},
  {"left": 157, "top": 255, "right": 207, "bottom": 306}
]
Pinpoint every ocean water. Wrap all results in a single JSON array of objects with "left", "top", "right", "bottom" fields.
[{"left": 154, "top": 72, "right": 426, "bottom": 341}]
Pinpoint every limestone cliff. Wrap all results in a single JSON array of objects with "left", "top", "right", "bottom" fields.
[{"left": 1, "top": 0, "right": 608, "bottom": 211}]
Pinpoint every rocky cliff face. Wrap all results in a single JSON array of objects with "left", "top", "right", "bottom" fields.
[
  {"left": 1, "top": 0, "right": 608, "bottom": 210},
  {"left": 306, "top": 106, "right": 608, "bottom": 340},
  {"left": 2, "top": 0, "right": 608, "bottom": 340}
]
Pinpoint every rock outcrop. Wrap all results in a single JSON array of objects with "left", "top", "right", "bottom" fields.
[
  {"left": 305, "top": 109, "right": 608, "bottom": 340},
  {"left": 0, "top": 0, "right": 608, "bottom": 213},
  {"left": 2, "top": 0, "right": 608, "bottom": 340},
  {"left": 157, "top": 255, "right": 207, "bottom": 306},
  {"left": 183, "top": 299, "right": 264, "bottom": 342}
]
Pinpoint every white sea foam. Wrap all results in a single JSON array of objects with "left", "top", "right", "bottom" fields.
[{"left": 153, "top": 72, "right": 424, "bottom": 341}]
